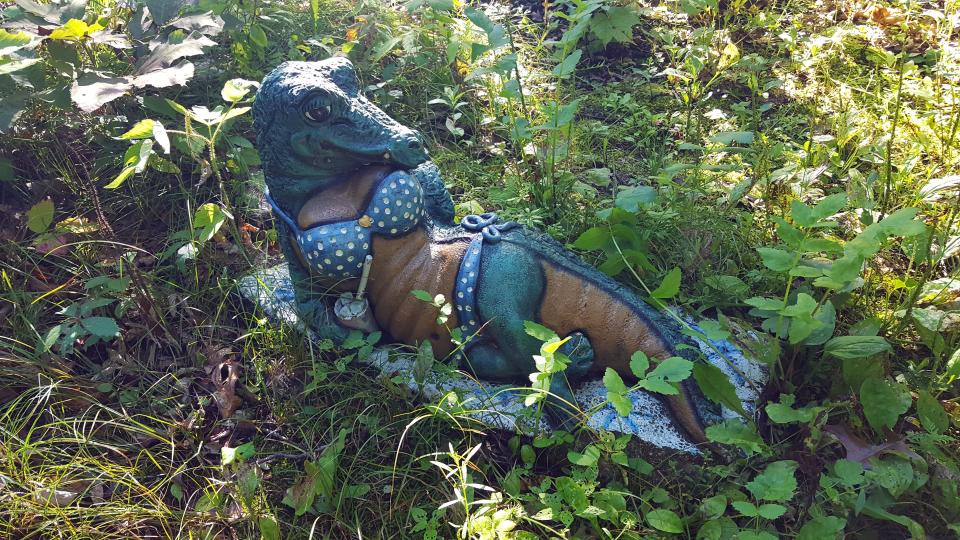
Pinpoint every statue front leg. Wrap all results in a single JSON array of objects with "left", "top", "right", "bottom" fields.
[
  {"left": 460, "top": 338, "right": 584, "bottom": 430},
  {"left": 471, "top": 241, "right": 594, "bottom": 429},
  {"left": 277, "top": 221, "right": 352, "bottom": 343}
]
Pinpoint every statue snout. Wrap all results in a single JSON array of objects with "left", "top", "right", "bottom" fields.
[{"left": 387, "top": 130, "right": 429, "bottom": 168}]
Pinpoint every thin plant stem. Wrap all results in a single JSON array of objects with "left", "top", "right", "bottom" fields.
[{"left": 879, "top": 58, "right": 906, "bottom": 218}]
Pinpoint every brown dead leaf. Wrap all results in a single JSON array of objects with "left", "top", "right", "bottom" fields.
[
  {"left": 35, "top": 487, "right": 81, "bottom": 507},
  {"left": 824, "top": 424, "right": 920, "bottom": 467},
  {"left": 239, "top": 229, "right": 255, "bottom": 251},
  {"left": 198, "top": 160, "right": 213, "bottom": 184},
  {"left": 34, "top": 480, "right": 97, "bottom": 507},
  {"left": 34, "top": 233, "right": 71, "bottom": 256},
  {"left": 211, "top": 361, "right": 242, "bottom": 419},
  {"left": 870, "top": 5, "right": 905, "bottom": 26},
  {"left": 205, "top": 346, "right": 241, "bottom": 419},
  {"left": 851, "top": 4, "right": 904, "bottom": 25}
]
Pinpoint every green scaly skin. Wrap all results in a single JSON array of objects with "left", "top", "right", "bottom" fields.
[{"left": 253, "top": 58, "right": 718, "bottom": 442}]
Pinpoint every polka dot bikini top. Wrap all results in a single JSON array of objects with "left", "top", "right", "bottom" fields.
[{"left": 265, "top": 170, "right": 426, "bottom": 280}]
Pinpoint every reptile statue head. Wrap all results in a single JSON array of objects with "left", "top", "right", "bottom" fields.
[{"left": 253, "top": 57, "right": 430, "bottom": 210}]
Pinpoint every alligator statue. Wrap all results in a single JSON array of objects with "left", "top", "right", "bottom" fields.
[{"left": 252, "top": 57, "right": 723, "bottom": 444}]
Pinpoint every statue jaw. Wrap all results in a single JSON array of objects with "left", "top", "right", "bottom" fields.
[
  {"left": 289, "top": 130, "right": 427, "bottom": 173},
  {"left": 266, "top": 142, "right": 428, "bottom": 217},
  {"left": 265, "top": 122, "right": 429, "bottom": 217}
]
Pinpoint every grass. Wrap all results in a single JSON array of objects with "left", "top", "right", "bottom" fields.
[{"left": 1, "top": 0, "right": 959, "bottom": 537}]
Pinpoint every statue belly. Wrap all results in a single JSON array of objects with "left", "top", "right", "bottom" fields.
[{"left": 366, "top": 227, "right": 469, "bottom": 358}]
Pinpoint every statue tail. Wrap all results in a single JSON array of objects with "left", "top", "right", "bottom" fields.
[{"left": 534, "top": 256, "right": 710, "bottom": 445}]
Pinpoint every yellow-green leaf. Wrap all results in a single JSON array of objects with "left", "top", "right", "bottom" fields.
[
  {"left": 118, "top": 119, "right": 155, "bottom": 140},
  {"left": 50, "top": 19, "right": 102, "bottom": 40},
  {"left": 718, "top": 41, "right": 740, "bottom": 70},
  {"left": 651, "top": 267, "right": 681, "bottom": 299},
  {"left": 27, "top": 199, "right": 55, "bottom": 233},
  {"left": 0, "top": 29, "right": 33, "bottom": 56},
  {"left": 193, "top": 202, "right": 231, "bottom": 243},
  {"left": 524, "top": 320, "right": 558, "bottom": 342},
  {"left": 221, "top": 78, "right": 259, "bottom": 102},
  {"left": 104, "top": 166, "right": 136, "bottom": 189}
]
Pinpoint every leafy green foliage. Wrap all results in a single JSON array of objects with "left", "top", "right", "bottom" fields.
[
  {"left": 588, "top": 6, "right": 641, "bottom": 47},
  {"left": 646, "top": 508, "right": 683, "bottom": 533},
  {"left": 522, "top": 320, "right": 573, "bottom": 409},
  {"left": 44, "top": 275, "right": 129, "bottom": 354},
  {"left": 650, "top": 267, "right": 681, "bottom": 299},
  {"left": 692, "top": 362, "right": 746, "bottom": 417},
  {"left": 859, "top": 377, "right": 912, "bottom": 431},
  {"left": 765, "top": 394, "right": 824, "bottom": 424},
  {"left": 916, "top": 390, "right": 949, "bottom": 434},
  {"left": 192, "top": 203, "right": 231, "bottom": 243},
  {"left": 221, "top": 442, "right": 255, "bottom": 466},
  {"left": 26, "top": 199, "right": 54, "bottom": 233},
  {"left": 823, "top": 335, "right": 892, "bottom": 359},
  {"left": 797, "top": 516, "right": 846, "bottom": 539},
  {"left": 602, "top": 368, "right": 633, "bottom": 416},
  {"left": 746, "top": 461, "right": 798, "bottom": 502},
  {"left": 282, "top": 428, "right": 352, "bottom": 516},
  {"left": 603, "top": 351, "right": 694, "bottom": 415},
  {"left": 614, "top": 185, "right": 657, "bottom": 213},
  {"left": 706, "top": 419, "right": 766, "bottom": 455}
]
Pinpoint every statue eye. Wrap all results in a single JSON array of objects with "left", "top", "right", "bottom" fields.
[{"left": 304, "top": 105, "right": 331, "bottom": 123}]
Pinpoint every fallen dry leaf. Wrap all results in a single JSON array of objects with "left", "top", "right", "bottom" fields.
[
  {"left": 870, "top": 5, "right": 905, "bottom": 26},
  {"left": 34, "top": 233, "right": 71, "bottom": 256},
  {"left": 206, "top": 346, "right": 241, "bottom": 419},
  {"left": 35, "top": 487, "right": 81, "bottom": 507},
  {"left": 852, "top": 4, "right": 905, "bottom": 26},
  {"left": 824, "top": 424, "right": 920, "bottom": 467},
  {"left": 34, "top": 479, "right": 96, "bottom": 507}
]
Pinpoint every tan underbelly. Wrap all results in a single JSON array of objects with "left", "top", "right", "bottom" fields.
[
  {"left": 538, "top": 262, "right": 673, "bottom": 374},
  {"left": 366, "top": 228, "right": 469, "bottom": 358}
]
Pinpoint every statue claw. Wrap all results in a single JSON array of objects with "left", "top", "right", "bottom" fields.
[
  {"left": 544, "top": 374, "right": 583, "bottom": 431},
  {"left": 296, "top": 297, "right": 352, "bottom": 343},
  {"left": 559, "top": 331, "right": 595, "bottom": 379}
]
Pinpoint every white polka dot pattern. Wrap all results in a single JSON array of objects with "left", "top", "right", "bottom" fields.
[{"left": 274, "top": 171, "right": 426, "bottom": 280}]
